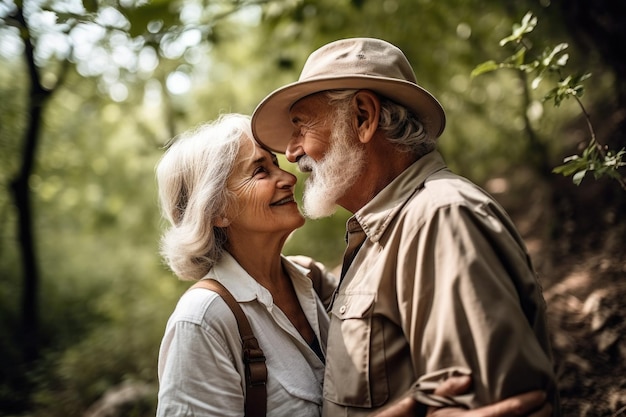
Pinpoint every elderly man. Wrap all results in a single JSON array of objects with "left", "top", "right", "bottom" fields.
[{"left": 251, "top": 38, "right": 560, "bottom": 417}]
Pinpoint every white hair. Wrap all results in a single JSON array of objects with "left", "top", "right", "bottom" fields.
[
  {"left": 324, "top": 89, "right": 436, "bottom": 157},
  {"left": 156, "top": 113, "right": 253, "bottom": 281}
]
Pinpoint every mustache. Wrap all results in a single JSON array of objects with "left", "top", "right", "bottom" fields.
[{"left": 297, "top": 155, "right": 316, "bottom": 173}]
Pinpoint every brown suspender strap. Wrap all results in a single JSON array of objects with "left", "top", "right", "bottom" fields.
[{"left": 190, "top": 279, "right": 267, "bottom": 417}]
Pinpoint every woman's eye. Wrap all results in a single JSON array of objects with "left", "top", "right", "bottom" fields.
[{"left": 253, "top": 166, "right": 268, "bottom": 176}]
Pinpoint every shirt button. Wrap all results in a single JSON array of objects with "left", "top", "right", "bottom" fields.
[{"left": 339, "top": 305, "right": 347, "bottom": 314}]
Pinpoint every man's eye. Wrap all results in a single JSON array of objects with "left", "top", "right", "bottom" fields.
[{"left": 292, "top": 126, "right": 306, "bottom": 138}]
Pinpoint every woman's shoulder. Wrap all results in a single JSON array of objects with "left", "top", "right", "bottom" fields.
[
  {"left": 169, "top": 286, "right": 237, "bottom": 330},
  {"left": 159, "top": 285, "right": 244, "bottom": 376}
]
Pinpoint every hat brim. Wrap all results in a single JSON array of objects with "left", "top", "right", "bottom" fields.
[{"left": 251, "top": 75, "right": 446, "bottom": 154}]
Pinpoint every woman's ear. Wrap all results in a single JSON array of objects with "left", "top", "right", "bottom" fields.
[
  {"left": 215, "top": 217, "right": 230, "bottom": 228},
  {"left": 352, "top": 90, "right": 381, "bottom": 144}
]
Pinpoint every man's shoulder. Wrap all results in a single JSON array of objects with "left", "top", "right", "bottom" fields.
[{"left": 415, "top": 169, "right": 493, "bottom": 209}]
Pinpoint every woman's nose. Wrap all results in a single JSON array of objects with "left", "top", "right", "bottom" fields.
[{"left": 277, "top": 169, "right": 297, "bottom": 189}]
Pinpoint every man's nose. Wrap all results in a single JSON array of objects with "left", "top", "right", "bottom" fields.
[{"left": 285, "top": 137, "right": 303, "bottom": 163}]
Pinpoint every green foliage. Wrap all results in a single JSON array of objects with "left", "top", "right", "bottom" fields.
[
  {"left": 553, "top": 145, "right": 626, "bottom": 186},
  {"left": 542, "top": 73, "right": 590, "bottom": 107},
  {"left": 1, "top": 2, "right": 299, "bottom": 414},
  {"left": 30, "top": 265, "right": 179, "bottom": 416},
  {"left": 0, "top": 64, "right": 175, "bottom": 414},
  {"left": 472, "top": 11, "right": 626, "bottom": 189}
]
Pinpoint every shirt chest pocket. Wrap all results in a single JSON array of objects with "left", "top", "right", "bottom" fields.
[{"left": 323, "top": 292, "right": 389, "bottom": 408}]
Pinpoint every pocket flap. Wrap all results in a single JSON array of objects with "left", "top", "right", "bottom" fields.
[{"left": 330, "top": 292, "right": 376, "bottom": 319}]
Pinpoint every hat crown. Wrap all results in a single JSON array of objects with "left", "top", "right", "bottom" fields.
[{"left": 299, "top": 38, "right": 418, "bottom": 84}]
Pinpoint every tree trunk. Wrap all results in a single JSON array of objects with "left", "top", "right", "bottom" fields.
[{"left": 10, "top": 2, "right": 52, "bottom": 363}]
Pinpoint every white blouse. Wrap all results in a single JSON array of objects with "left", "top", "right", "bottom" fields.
[{"left": 157, "top": 252, "right": 329, "bottom": 417}]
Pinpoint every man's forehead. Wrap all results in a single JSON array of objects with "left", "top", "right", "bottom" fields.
[{"left": 289, "top": 93, "right": 328, "bottom": 120}]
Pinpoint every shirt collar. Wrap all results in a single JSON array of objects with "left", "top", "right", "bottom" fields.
[
  {"left": 207, "top": 251, "right": 313, "bottom": 307},
  {"left": 351, "top": 150, "right": 448, "bottom": 243},
  {"left": 208, "top": 252, "right": 270, "bottom": 305}
]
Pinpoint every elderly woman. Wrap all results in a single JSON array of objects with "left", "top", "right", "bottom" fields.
[
  {"left": 155, "top": 113, "right": 551, "bottom": 417},
  {"left": 156, "top": 113, "right": 331, "bottom": 416}
]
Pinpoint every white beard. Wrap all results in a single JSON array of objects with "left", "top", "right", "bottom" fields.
[{"left": 299, "top": 116, "right": 365, "bottom": 219}]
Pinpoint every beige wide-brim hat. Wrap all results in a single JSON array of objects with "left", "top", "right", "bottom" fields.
[{"left": 251, "top": 37, "right": 446, "bottom": 153}]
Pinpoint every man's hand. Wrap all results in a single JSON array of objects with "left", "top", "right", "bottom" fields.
[
  {"left": 427, "top": 375, "right": 552, "bottom": 417},
  {"left": 370, "top": 376, "right": 551, "bottom": 417}
]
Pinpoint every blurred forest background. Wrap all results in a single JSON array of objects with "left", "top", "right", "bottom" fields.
[{"left": 1, "top": 0, "right": 625, "bottom": 416}]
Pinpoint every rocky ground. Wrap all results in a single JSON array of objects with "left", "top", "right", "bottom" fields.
[
  {"left": 496, "top": 174, "right": 626, "bottom": 417},
  {"left": 544, "top": 250, "right": 626, "bottom": 417}
]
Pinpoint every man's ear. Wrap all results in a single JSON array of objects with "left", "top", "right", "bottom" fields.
[{"left": 352, "top": 90, "right": 381, "bottom": 144}]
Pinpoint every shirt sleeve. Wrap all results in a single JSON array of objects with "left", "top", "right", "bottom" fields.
[
  {"left": 403, "top": 201, "right": 557, "bottom": 408},
  {"left": 157, "top": 296, "right": 245, "bottom": 417}
]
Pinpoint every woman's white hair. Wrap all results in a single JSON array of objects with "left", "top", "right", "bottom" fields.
[
  {"left": 325, "top": 89, "right": 436, "bottom": 157},
  {"left": 156, "top": 113, "right": 253, "bottom": 281}
]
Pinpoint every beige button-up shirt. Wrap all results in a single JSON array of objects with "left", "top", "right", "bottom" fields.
[{"left": 322, "top": 151, "right": 560, "bottom": 416}]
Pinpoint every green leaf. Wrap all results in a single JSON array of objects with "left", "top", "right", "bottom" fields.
[
  {"left": 572, "top": 170, "right": 587, "bottom": 185},
  {"left": 511, "top": 47, "right": 526, "bottom": 66},
  {"left": 520, "top": 11, "right": 538, "bottom": 31},
  {"left": 556, "top": 54, "right": 569, "bottom": 67},
  {"left": 553, "top": 157, "right": 588, "bottom": 176},
  {"left": 499, "top": 12, "right": 537, "bottom": 46},
  {"left": 499, "top": 34, "right": 517, "bottom": 47},
  {"left": 519, "top": 61, "right": 540, "bottom": 72},
  {"left": 471, "top": 61, "right": 500, "bottom": 78},
  {"left": 603, "top": 149, "right": 626, "bottom": 168}
]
